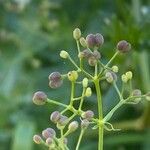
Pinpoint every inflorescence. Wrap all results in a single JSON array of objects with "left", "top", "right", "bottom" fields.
[{"left": 32, "top": 28, "right": 150, "bottom": 150}]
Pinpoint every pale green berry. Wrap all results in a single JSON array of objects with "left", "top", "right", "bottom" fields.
[
  {"left": 60, "top": 50, "right": 69, "bottom": 59},
  {"left": 112, "top": 65, "right": 119, "bottom": 73},
  {"left": 50, "top": 111, "right": 61, "bottom": 123},
  {"left": 85, "top": 87, "right": 92, "bottom": 97},
  {"left": 68, "top": 121, "right": 79, "bottom": 132},
  {"left": 33, "top": 135, "right": 42, "bottom": 144},
  {"left": 81, "top": 110, "right": 94, "bottom": 120},
  {"left": 81, "top": 119, "right": 90, "bottom": 129},
  {"left": 126, "top": 71, "right": 133, "bottom": 80},
  {"left": 67, "top": 71, "right": 78, "bottom": 81},
  {"left": 132, "top": 89, "right": 142, "bottom": 103},
  {"left": 105, "top": 72, "right": 117, "bottom": 83},
  {"left": 73, "top": 28, "right": 81, "bottom": 40},
  {"left": 80, "top": 37, "right": 87, "bottom": 47},
  {"left": 82, "top": 78, "right": 88, "bottom": 88},
  {"left": 121, "top": 74, "right": 128, "bottom": 83}
]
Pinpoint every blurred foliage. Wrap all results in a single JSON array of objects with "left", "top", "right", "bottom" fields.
[{"left": 0, "top": 0, "right": 150, "bottom": 150}]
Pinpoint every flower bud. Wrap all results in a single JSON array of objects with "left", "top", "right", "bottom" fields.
[
  {"left": 81, "top": 119, "right": 90, "bottom": 129},
  {"left": 112, "top": 65, "right": 119, "bottom": 73},
  {"left": 42, "top": 128, "right": 56, "bottom": 139},
  {"left": 82, "top": 78, "right": 88, "bottom": 88},
  {"left": 95, "top": 33, "right": 104, "bottom": 47},
  {"left": 67, "top": 71, "right": 78, "bottom": 81},
  {"left": 32, "top": 91, "right": 47, "bottom": 105},
  {"left": 60, "top": 50, "right": 69, "bottom": 59},
  {"left": 86, "top": 34, "right": 95, "bottom": 48},
  {"left": 85, "top": 87, "right": 92, "bottom": 97},
  {"left": 57, "top": 115, "right": 69, "bottom": 126},
  {"left": 80, "top": 37, "right": 87, "bottom": 47},
  {"left": 46, "top": 137, "right": 53, "bottom": 145},
  {"left": 50, "top": 111, "right": 61, "bottom": 123},
  {"left": 105, "top": 72, "right": 117, "bottom": 83},
  {"left": 68, "top": 121, "right": 79, "bottom": 132},
  {"left": 49, "top": 72, "right": 63, "bottom": 89},
  {"left": 81, "top": 110, "right": 94, "bottom": 120},
  {"left": 121, "top": 74, "right": 128, "bottom": 83},
  {"left": 78, "top": 49, "right": 92, "bottom": 59},
  {"left": 33, "top": 135, "right": 42, "bottom": 144},
  {"left": 73, "top": 28, "right": 81, "bottom": 40},
  {"left": 145, "top": 92, "right": 150, "bottom": 101},
  {"left": 88, "top": 56, "right": 97, "bottom": 66},
  {"left": 117, "top": 40, "right": 131, "bottom": 53},
  {"left": 132, "top": 89, "right": 142, "bottom": 103},
  {"left": 126, "top": 71, "right": 133, "bottom": 80},
  {"left": 93, "top": 50, "right": 101, "bottom": 59}
]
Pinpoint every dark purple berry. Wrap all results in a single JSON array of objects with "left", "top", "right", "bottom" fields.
[
  {"left": 117, "top": 40, "right": 131, "bottom": 53},
  {"left": 95, "top": 33, "right": 104, "bottom": 47},
  {"left": 86, "top": 34, "right": 96, "bottom": 48}
]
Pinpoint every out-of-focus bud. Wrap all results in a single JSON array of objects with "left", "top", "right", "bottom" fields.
[
  {"left": 33, "top": 135, "right": 42, "bottom": 144},
  {"left": 63, "top": 138, "right": 68, "bottom": 145},
  {"left": 46, "top": 137, "right": 53, "bottom": 145},
  {"left": 145, "top": 92, "right": 150, "bottom": 101},
  {"left": 50, "top": 111, "right": 61, "bottom": 123},
  {"left": 49, "top": 72, "right": 63, "bottom": 89},
  {"left": 126, "top": 71, "right": 133, "bottom": 80},
  {"left": 68, "top": 121, "right": 79, "bottom": 132},
  {"left": 80, "top": 37, "right": 87, "bottom": 47},
  {"left": 67, "top": 71, "right": 78, "bottom": 81},
  {"left": 60, "top": 50, "right": 69, "bottom": 59},
  {"left": 78, "top": 49, "right": 92, "bottom": 59},
  {"left": 82, "top": 78, "right": 88, "bottom": 88},
  {"left": 93, "top": 50, "right": 101, "bottom": 59},
  {"left": 57, "top": 115, "right": 69, "bottom": 126},
  {"left": 86, "top": 34, "right": 96, "bottom": 48},
  {"left": 112, "top": 65, "right": 119, "bottom": 73},
  {"left": 81, "top": 119, "right": 90, "bottom": 129},
  {"left": 73, "top": 28, "right": 81, "bottom": 40},
  {"left": 95, "top": 33, "right": 104, "bottom": 47},
  {"left": 88, "top": 56, "right": 97, "bottom": 66},
  {"left": 117, "top": 40, "right": 131, "bottom": 53},
  {"left": 32, "top": 91, "right": 47, "bottom": 105},
  {"left": 105, "top": 72, "right": 117, "bottom": 83},
  {"left": 42, "top": 128, "right": 56, "bottom": 139},
  {"left": 81, "top": 110, "right": 94, "bottom": 120},
  {"left": 85, "top": 87, "right": 92, "bottom": 97},
  {"left": 132, "top": 89, "right": 142, "bottom": 103},
  {"left": 121, "top": 74, "right": 128, "bottom": 83}
]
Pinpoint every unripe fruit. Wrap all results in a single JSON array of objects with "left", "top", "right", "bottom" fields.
[
  {"left": 121, "top": 74, "right": 128, "bottom": 83},
  {"left": 88, "top": 56, "right": 97, "bottom": 66},
  {"left": 33, "top": 135, "right": 42, "bottom": 144},
  {"left": 73, "top": 28, "right": 81, "bottom": 40},
  {"left": 49, "top": 72, "right": 63, "bottom": 89},
  {"left": 63, "top": 138, "right": 68, "bottom": 145},
  {"left": 80, "top": 37, "right": 87, "bottom": 47},
  {"left": 78, "top": 49, "right": 92, "bottom": 59},
  {"left": 46, "top": 137, "right": 53, "bottom": 145},
  {"left": 42, "top": 128, "right": 56, "bottom": 139},
  {"left": 67, "top": 71, "right": 78, "bottom": 81},
  {"left": 146, "top": 92, "right": 150, "bottom": 101},
  {"left": 132, "top": 89, "right": 142, "bottom": 103},
  {"left": 50, "top": 111, "right": 61, "bottom": 123},
  {"left": 32, "top": 91, "right": 47, "bottom": 105},
  {"left": 112, "top": 65, "right": 119, "bottom": 73},
  {"left": 82, "top": 78, "right": 88, "bottom": 88},
  {"left": 93, "top": 50, "right": 101, "bottom": 59},
  {"left": 60, "top": 50, "right": 69, "bottom": 59},
  {"left": 95, "top": 33, "right": 104, "bottom": 47},
  {"left": 81, "top": 110, "right": 94, "bottom": 120},
  {"left": 57, "top": 115, "right": 69, "bottom": 126},
  {"left": 85, "top": 87, "right": 92, "bottom": 97},
  {"left": 117, "top": 40, "right": 131, "bottom": 53},
  {"left": 126, "top": 71, "right": 133, "bottom": 80},
  {"left": 68, "top": 121, "right": 79, "bottom": 132},
  {"left": 105, "top": 72, "right": 117, "bottom": 83},
  {"left": 86, "top": 34, "right": 96, "bottom": 48},
  {"left": 81, "top": 119, "right": 90, "bottom": 129}
]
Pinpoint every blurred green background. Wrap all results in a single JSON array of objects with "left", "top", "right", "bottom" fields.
[{"left": 0, "top": 0, "right": 150, "bottom": 150}]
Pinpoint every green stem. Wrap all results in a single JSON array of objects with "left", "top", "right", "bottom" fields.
[
  {"left": 113, "top": 82, "right": 123, "bottom": 100},
  {"left": 94, "top": 79, "right": 103, "bottom": 150},
  {"left": 75, "top": 129, "right": 85, "bottom": 150},
  {"left": 47, "top": 99, "right": 68, "bottom": 108},
  {"left": 79, "top": 88, "right": 86, "bottom": 110},
  {"left": 70, "top": 82, "right": 75, "bottom": 106}
]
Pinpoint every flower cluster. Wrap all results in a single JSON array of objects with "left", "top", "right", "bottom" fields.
[{"left": 32, "top": 28, "right": 150, "bottom": 150}]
